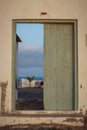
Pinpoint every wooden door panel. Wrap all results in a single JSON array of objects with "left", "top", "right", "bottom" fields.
[
  {"left": 56, "top": 24, "right": 73, "bottom": 110},
  {"left": 44, "top": 23, "right": 74, "bottom": 110},
  {"left": 44, "top": 24, "right": 57, "bottom": 110}
]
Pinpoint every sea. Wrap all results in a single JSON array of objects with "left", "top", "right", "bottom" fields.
[{"left": 18, "top": 76, "right": 43, "bottom": 86}]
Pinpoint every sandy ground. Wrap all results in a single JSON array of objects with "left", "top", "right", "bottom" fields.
[{"left": 16, "top": 87, "right": 44, "bottom": 110}]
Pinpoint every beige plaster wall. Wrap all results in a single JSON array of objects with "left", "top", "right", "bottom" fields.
[{"left": 0, "top": 0, "right": 87, "bottom": 112}]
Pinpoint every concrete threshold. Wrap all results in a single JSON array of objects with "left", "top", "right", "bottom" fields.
[{"left": 0, "top": 111, "right": 84, "bottom": 127}]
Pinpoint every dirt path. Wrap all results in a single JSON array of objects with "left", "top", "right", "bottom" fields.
[{"left": 16, "top": 87, "right": 44, "bottom": 110}]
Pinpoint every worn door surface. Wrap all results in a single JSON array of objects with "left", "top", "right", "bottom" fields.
[{"left": 44, "top": 23, "right": 74, "bottom": 110}]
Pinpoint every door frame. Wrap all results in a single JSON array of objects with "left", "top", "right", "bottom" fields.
[{"left": 12, "top": 19, "right": 78, "bottom": 111}]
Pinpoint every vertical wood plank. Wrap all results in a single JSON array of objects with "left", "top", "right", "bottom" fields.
[
  {"left": 44, "top": 24, "right": 57, "bottom": 110},
  {"left": 12, "top": 21, "right": 16, "bottom": 110},
  {"left": 56, "top": 24, "right": 73, "bottom": 110},
  {"left": 44, "top": 23, "right": 74, "bottom": 110}
]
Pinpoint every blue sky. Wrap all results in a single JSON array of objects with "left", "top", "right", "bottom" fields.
[{"left": 16, "top": 24, "right": 44, "bottom": 77}]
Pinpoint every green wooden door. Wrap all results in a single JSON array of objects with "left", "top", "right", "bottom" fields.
[{"left": 44, "top": 23, "right": 74, "bottom": 110}]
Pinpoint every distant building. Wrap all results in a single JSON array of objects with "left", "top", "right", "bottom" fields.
[
  {"left": 16, "top": 34, "right": 22, "bottom": 87},
  {"left": 16, "top": 34, "right": 22, "bottom": 43}
]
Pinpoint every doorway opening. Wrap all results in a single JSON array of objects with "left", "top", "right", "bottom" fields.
[
  {"left": 12, "top": 20, "right": 78, "bottom": 111},
  {"left": 16, "top": 24, "right": 44, "bottom": 110}
]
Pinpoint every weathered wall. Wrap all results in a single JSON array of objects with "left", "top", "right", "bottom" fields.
[{"left": 0, "top": 0, "right": 87, "bottom": 112}]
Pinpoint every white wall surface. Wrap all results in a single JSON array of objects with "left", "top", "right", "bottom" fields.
[{"left": 0, "top": 0, "right": 87, "bottom": 112}]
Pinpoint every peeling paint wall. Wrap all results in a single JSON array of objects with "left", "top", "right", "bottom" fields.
[
  {"left": 0, "top": 82, "right": 8, "bottom": 113},
  {"left": 0, "top": 0, "right": 87, "bottom": 112}
]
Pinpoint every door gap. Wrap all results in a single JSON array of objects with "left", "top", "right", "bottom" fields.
[{"left": 16, "top": 23, "right": 44, "bottom": 110}]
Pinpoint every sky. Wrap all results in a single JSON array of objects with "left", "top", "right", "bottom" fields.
[{"left": 16, "top": 24, "right": 44, "bottom": 77}]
